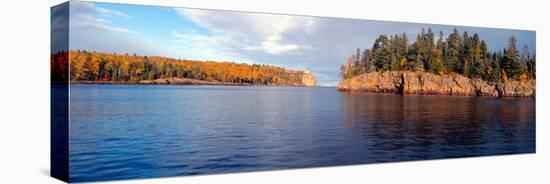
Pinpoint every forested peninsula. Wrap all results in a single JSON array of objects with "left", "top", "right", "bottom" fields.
[
  {"left": 337, "top": 28, "right": 536, "bottom": 97},
  {"left": 51, "top": 51, "right": 317, "bottom": 87}
]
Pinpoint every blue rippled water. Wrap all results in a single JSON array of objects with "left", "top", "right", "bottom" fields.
[{"left": 68, "top": 85, "right": 535, "bottom": 182}]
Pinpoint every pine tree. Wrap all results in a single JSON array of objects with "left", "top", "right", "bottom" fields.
[
  {"left": 446, "top": 28, "right": 461, "bottom": 72},
  {"left": 470, "top": 33, "right": 485, "bottom": 78},
  {"left": 361, "top": 49, "right": 371, "bottom": 72},
  {"left": 430, "top": 31, "right": 445, "bottom": 74},
  {"left": 340, "top": 28, "right": 535, "bottom": 82},
  {"left": 502, "top": 36, "right": 522, "bottom": 79}
]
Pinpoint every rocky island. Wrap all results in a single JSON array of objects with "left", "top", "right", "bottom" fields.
[{"left": 337, "top": 28, "right": 536, "bottom": 98}]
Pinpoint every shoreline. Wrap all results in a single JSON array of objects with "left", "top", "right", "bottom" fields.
[
  {"left": 337, "top": 90, "right": 535, "bottom": 99},
  {"left": 337, "top": 71, "right": 535, "bottom": 98},
  {"left": 69, "top": 78, "right": 318, "bottom": 87},
  {"left": 70, "top": 80, "right": 248, "bottom": 86}
]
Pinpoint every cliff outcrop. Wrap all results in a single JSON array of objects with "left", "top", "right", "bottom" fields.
[
  {"left": 337, "top": 71, "right": 535, "bottom": 97},
  {"left": 301, "top": 72, "right": 317, "bottom": 87}
]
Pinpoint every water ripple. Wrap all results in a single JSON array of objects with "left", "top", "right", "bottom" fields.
[{"left": 68, "top": 85, "right": 535, "bottom": 182}]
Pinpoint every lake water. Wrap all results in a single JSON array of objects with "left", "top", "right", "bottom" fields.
[{"left": 68, "top": 85, "right": 536, "bottom": 182}]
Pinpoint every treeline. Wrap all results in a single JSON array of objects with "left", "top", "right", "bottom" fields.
[
  {"left": 340, "top": 28, "right": 536, "bottom": 82},
  {"left": 51, "top": 50, "right": 308, "bottom": 85}
]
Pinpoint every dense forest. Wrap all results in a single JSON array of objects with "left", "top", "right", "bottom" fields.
[
  {"left": 51, "top": 50, "right": 309, "bottom": 85},
  {"left": 340, "top": 28, "right": 536, "bottom": 82}
]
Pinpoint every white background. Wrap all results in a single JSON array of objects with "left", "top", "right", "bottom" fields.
[{"left": 0, "top": 0, "right": 547, "bottom": 183}]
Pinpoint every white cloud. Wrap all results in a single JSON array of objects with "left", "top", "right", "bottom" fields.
[
  {"left": 72, "top": 1, "right": 131, "bottom": 18},
  {"left": 95, "top": 6, "right": 131, "bottom": 18},
  {"left": 171, "top": 30, "right": 231, "bottom": 48},
  {"left": 69, "top": 2, "right": 166, "bottom": 57},
  {"left": 175, "top": 8, "right": 315, "bottom": 55},
  {"left": 70, "top": 2, "right": 134, "bottom": 33},
  {"left": 171, "top": 30, "right": 254, "bottom": 63},
  {"left": 243, "top": 35, "right": 299, "bottom": 54},
  {"left": 74, "top": 17, "right": 135, "bottom": 33}
]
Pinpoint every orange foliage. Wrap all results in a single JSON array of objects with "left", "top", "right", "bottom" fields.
[{"left": 64, "top": 50, "right": 308, "bottom": 85}]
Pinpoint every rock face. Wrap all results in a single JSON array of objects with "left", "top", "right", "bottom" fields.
[
  {"left": 301, "top": 72, "right": 317, "bottom": 87},
  {"left": 337, "top": 71, "right": 535, "bottom": 97}
]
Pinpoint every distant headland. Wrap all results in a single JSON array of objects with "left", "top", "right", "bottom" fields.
[{"left": 51, "top": 50, "right": 317, "bottom": 87}]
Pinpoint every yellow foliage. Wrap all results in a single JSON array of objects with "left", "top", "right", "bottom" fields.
[
  {"left": 501, "top": 69, "right": 508, "bottom": 82},
  {"left": 68, "top": 50, "right": 307, "bottom": 85},
  {"left": 519, "top": 73, "right": 528, "bottom": 81},
  {"left": 400, "top": 57, "right": 407, "bottom": 68}
]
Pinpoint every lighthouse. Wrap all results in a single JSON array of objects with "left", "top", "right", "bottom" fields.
[
  {"left": 301, "top": 68, "right": 316, "bottom": 87},
  {"left": 304, "top": 68, "right": 311, "bottom": 74}
]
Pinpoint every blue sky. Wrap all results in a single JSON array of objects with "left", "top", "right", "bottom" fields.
[{"left": 56, "top": 1, "right": 536, "bottom": 86}]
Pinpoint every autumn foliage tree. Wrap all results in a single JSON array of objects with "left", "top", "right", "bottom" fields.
[
  {"left": 51, "top": 51, "right": 69, "bottom": 83},
  {"left": 63, "top": 50, "right": 309, "bottom": 85}
]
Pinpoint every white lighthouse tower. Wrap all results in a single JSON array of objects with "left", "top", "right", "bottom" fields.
[{"left": 304, "top": 68, "right": 311, "bottom": 74}]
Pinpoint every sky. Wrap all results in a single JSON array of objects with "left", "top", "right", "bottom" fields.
[{"left": 52, "top": 1, "right": 536, "bottom": 86}]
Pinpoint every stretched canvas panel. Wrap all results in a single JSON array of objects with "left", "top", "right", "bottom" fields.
[{"left": 51, "top": 1, "right": 536, "bottom": 183}]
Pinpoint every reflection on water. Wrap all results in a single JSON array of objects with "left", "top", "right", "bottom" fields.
[
  {"left": 340, "top": 93, "right": 535, "bottom": 161},
  {"left": 68, "top": 85, "right": 535, "bottom": 182}
]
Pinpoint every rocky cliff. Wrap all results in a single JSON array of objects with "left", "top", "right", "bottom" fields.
[
  {"left": 301, "top": 72, "right": 317, "bottom": 87},
  {"left": 337, "top": 71, "right": 535, "bottom": 97}
]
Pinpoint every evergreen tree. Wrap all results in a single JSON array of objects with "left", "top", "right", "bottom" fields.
[
  {"left": 446, "top": 28, "right": 462, "bottom": 72},
  {"left": 339, "top": 28, "right": 535, "bottom": 82},
  {"left": 502, "top": 36, "right": 522, "bottom": 79},
  {"left": 372, "top": 35, "right": 390, "bottom": 71},
  {"left": 459, "top": 32, "right": 471, "bottom": 76},
  {"left": 361, "top": 49, "right": 371, "bottom": 72},
  {"left": 470, "top": 33, "right": 485, "bottom": 78},
  {"left": 430, "top": 31, "right": 445, "bottom": 73}
]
